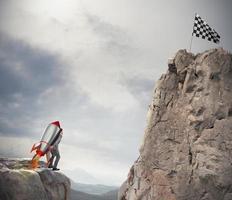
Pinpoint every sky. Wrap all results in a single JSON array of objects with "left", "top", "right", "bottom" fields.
[{"left": 0, "top": 0, "right": 231, "bottom": 186}]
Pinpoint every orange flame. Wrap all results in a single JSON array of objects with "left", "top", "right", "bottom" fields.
[{"left": 30, "top": 155, "right": 41, "bottom": 169}]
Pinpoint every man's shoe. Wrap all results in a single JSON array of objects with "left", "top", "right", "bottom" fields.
[{"left": 52, "top": 167, "right": 60, "bottom": 171}]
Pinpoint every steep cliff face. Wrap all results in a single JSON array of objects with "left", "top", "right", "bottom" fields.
[
  {"left": 119, "top": 48, "right": 232, "bottom": 200},
  {"left": 0, "top": 158, "right": 70, "bottom": 200}
]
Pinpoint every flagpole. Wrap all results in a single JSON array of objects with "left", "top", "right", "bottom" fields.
[
  {"left": 189, "top": 35, "right": 193, "bottom": 52},
  {"left": 189, "top": 13, "right": 197, "bottom": 52}
]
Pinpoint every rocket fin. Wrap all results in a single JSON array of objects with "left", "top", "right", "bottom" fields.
[{"left": 30, "top": 142, "right": 41, "bottom": 152}]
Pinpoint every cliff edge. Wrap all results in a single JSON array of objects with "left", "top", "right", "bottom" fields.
[
  {"left": 0, "top": 158, "right": 71, "bottom": 200},
  {"left": 119, "top": 48, "right": 232, "bottom": 200}
]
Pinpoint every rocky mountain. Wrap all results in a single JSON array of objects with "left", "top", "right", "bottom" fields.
[
  {"left": 0, "top": 158, "right": 70, "bottom": 200},
  {"left": 119, "top": 48, "right": 232, "bottom": 200}
]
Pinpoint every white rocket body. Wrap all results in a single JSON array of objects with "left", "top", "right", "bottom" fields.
[{"left": 31, "top": 121, "right": 62, "bottom": 157}]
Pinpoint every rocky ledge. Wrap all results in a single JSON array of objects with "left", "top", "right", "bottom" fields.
[
  {"left": 0, "top": 158, "right": 71, "bottom": 200},
  {"left": 119, "top": 48, "right": 232, "bottom": 200}
]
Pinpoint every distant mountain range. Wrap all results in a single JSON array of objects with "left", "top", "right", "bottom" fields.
[
  {"left": 69, "top": 180, "right": 118, "bottom": 200},
  {"left": 64, "top": 169, "right": 119, "bottom": 199},
  {"left": 70, "top": 189, "right": 118, "bottom": 200},
  {"left": 71, "top": 181, "right": 118, "bottom": 195}
]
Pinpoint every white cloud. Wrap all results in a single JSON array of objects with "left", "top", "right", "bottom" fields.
[{"left": 0, "top": 0, "right": 147, "bottom": 112}]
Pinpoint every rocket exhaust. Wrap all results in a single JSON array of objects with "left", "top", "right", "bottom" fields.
[{"left": 30, "top": 155, "right": 41, "bottom": 169}]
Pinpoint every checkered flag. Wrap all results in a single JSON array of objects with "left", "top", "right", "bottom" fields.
[{"left": 192, "top": 14, "right": 220, "bottom": 44}]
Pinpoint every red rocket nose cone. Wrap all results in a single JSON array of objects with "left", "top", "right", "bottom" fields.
[{"left": 51, "top": 121, "right": 61, "bottom": 128}]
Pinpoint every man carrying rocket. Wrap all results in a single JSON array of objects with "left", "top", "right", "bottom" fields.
[
  {"left": 47, "top": 121, "right": 63, "bottom": 170},
  {"left": 30, "top": 121, "right": 63, "bottom": 170}
]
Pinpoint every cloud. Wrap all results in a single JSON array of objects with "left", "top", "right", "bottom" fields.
[
  {"left": 0, "top": 0, "right": 149, "bottom": 112},
  {"left": 0, "top": 35, "right": 63, "bottom": 94},
  {"left": 120, "top": 76, "right": 155, "bottom": 106},
  {"left": 85, "top": 12, "right": 134, "bottom": 57},
  {"left": 0, "top": 34, "right": 67, "bottom": 136}
]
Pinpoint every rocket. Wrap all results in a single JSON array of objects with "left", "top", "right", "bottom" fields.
[{"left": 30, "top": 121, "right": 63, "bottom": 168}]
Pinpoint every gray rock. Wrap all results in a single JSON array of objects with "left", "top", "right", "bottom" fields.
[
  {"left": 119, "top": 48, "right": 232, "bottom": 200},
  {"left": 0, "top": 158, "right": 70, "bottom": 200}
]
